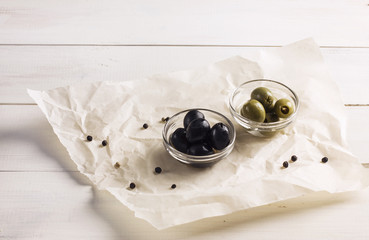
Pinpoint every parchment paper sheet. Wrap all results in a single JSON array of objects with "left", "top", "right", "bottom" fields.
[{"left": 28, "top": 38, "right": 369, "bottom": 229}]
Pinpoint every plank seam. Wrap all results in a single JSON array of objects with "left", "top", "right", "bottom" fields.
[
  {"left": 0, "top": 170, "right": 79, "bottom": 173},
  {"left": 0, "top": 103, "right": 37, "bottom": 105},
  {"left": 344, "top": 104, "right": 369, "bottom": 107},
  {"left": 1, "top": 103, "right": 368, "bottom": 106},
  {"left": 0, "top": 43, "right": 368, "bottom": 49}
]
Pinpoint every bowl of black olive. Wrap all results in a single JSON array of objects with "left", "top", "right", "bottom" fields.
[
  {"left": 162, "top": 109, "right": 236, "bottom": 167},
  {"left": 229, "top": 79, "right": 299, "bottom": 137}
]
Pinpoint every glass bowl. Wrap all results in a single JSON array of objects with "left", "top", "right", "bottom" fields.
[
  {"left": 162, "top": 108, "right": 236, "bottom": 167},
  {"left": 229, "top": 79, "right": 299, "bottom": 137}
]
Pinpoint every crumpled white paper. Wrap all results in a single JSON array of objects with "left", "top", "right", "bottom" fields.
[{"left": 28, "top": 38, "right": 369, "bottom": 229}]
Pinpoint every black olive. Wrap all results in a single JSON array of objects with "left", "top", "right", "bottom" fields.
[
  {"left": 183, "top": 110, "right": 205, "bottom": 129},
  {"left": 187, "top": 143, "right": 214, "bottom": 156},
  {"left": 186, "top": 118, "right": 210, "bottom": 143},
  {"left": 207, "top": 123, "right": 230, "bottom": 150},
  {"left": 170, "top": 128, "right": 189, "bottom": 153},
  {"left": 102, "top": 140, "right": 107, "bottom": 146},
  {"left": 86, "top": 135, "right": 93, "bottom": 141}
]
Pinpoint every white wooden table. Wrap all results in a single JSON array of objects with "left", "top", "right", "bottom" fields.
[{"left": 1, "top": 1, "right": 369, "bottom": 239}]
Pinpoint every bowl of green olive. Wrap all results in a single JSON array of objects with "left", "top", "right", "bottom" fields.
[{"left": 229, "top": 79, "right": 299, "bottom": 137}]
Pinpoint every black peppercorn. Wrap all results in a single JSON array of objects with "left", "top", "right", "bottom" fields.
[
  {"left": 322, "top": 157, "right": 328, "bottom": 163},
  {"left": 154, "top": 167, "right": 162, "bottom": 174},
  {"left": 102, "top": 140, "right": 107, "bottom": 146},
  {"left": 283, "top": 161, "right": 289, "bottom": 168},
  {"left": 291, "top": 155, "right": 297, "bottom": 162},
  {"left": 143, "top": 123, "right": 148, "bottom": 129},
  {"left": 129, "top": 182, "right": 136, "bottom": 189},
  {"left": 171, "top": 184, "right": 176, "bottom": 189},
  {"left": 161, "top": 117, "right": 170, "bottom": 122},
  {"left": 114, "top": 162, "right": 120, "bottom": 169},
  {"left": 87, "top": 135, "right": 93, "bottom": 141}
]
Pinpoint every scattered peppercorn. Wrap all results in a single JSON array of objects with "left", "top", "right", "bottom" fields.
[
  {"left": 114, "top": 162, "right": 120, "bottom": 169},
  {"left": 322, "top": 157, "right": 328, "bottom": 163},
  {"left": 102, "top": 140, "right": 107, "bottom": 146},
  {"left": 161, "top": 117, "right": 170, "bottom": 122},
  {"left": 162, "top": 117, "right": 170, "bottom": 122},
  {"left": 87, "top": 135, "right": 93, "bottom": 141},
  {"left": 154, "top": 167, "right": 162, "bottom": 174},
  {"left": 171, "top": 184, "right": 176, "bottom": 189},
  {"left": 143, "top": 123, "right": 148, "bottom": 129},
  {"left": 291, "top": 155, "right": 298, "bottom": 162},
  {"left": 283, "top": 161, "right": 289, "bottom": 168},
  {"left": 129, "top": 182, "right": 136, "bottom": 189}
]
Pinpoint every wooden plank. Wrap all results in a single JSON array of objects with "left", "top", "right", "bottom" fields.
[
  {"left": 1, "top": 46, "right": 369, "bottom": 104},
  {"left": 323, "top": 47, "right": 369, "bottom": 105},
  {"left": 0, "top": 104, "right": 368, "bottom": 172},
  {"left": 0, "top": 105, "right": 77, "bottom": 172},
  {"left": 1, "top": 171, "right": 369, "bottom": 239},
  {"left": 0, "top": 0, "right": 368, "bottom": 46},
  {"left": 345, "top": 106, "right": 369, "bottom": 164}
]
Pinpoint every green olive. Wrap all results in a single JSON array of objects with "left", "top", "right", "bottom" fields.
[
  {"left": 265, "top": 96, "right": 277, "bottom": 112},
  {"left": 240, "top": 99, "right": 266, "bottom": 122},
  {"left": 274, "top": 98, "right": 294, "bottom": 118},
  {"left": 264, "top": 112, "right": 279, "bottom": 123},
  {"left": 251, "top": 87, "right": 276, "bottom": 112}
]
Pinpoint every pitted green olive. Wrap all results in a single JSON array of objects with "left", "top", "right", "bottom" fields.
[
  {"left": 251, "top": 87, "right": 276, "bottom": 112},
  {"left": 240, "top": 99, "right": 266, "bottom": 122},
  {"left": 274, "top": 98, "right": 294, "bottom": 118}
]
